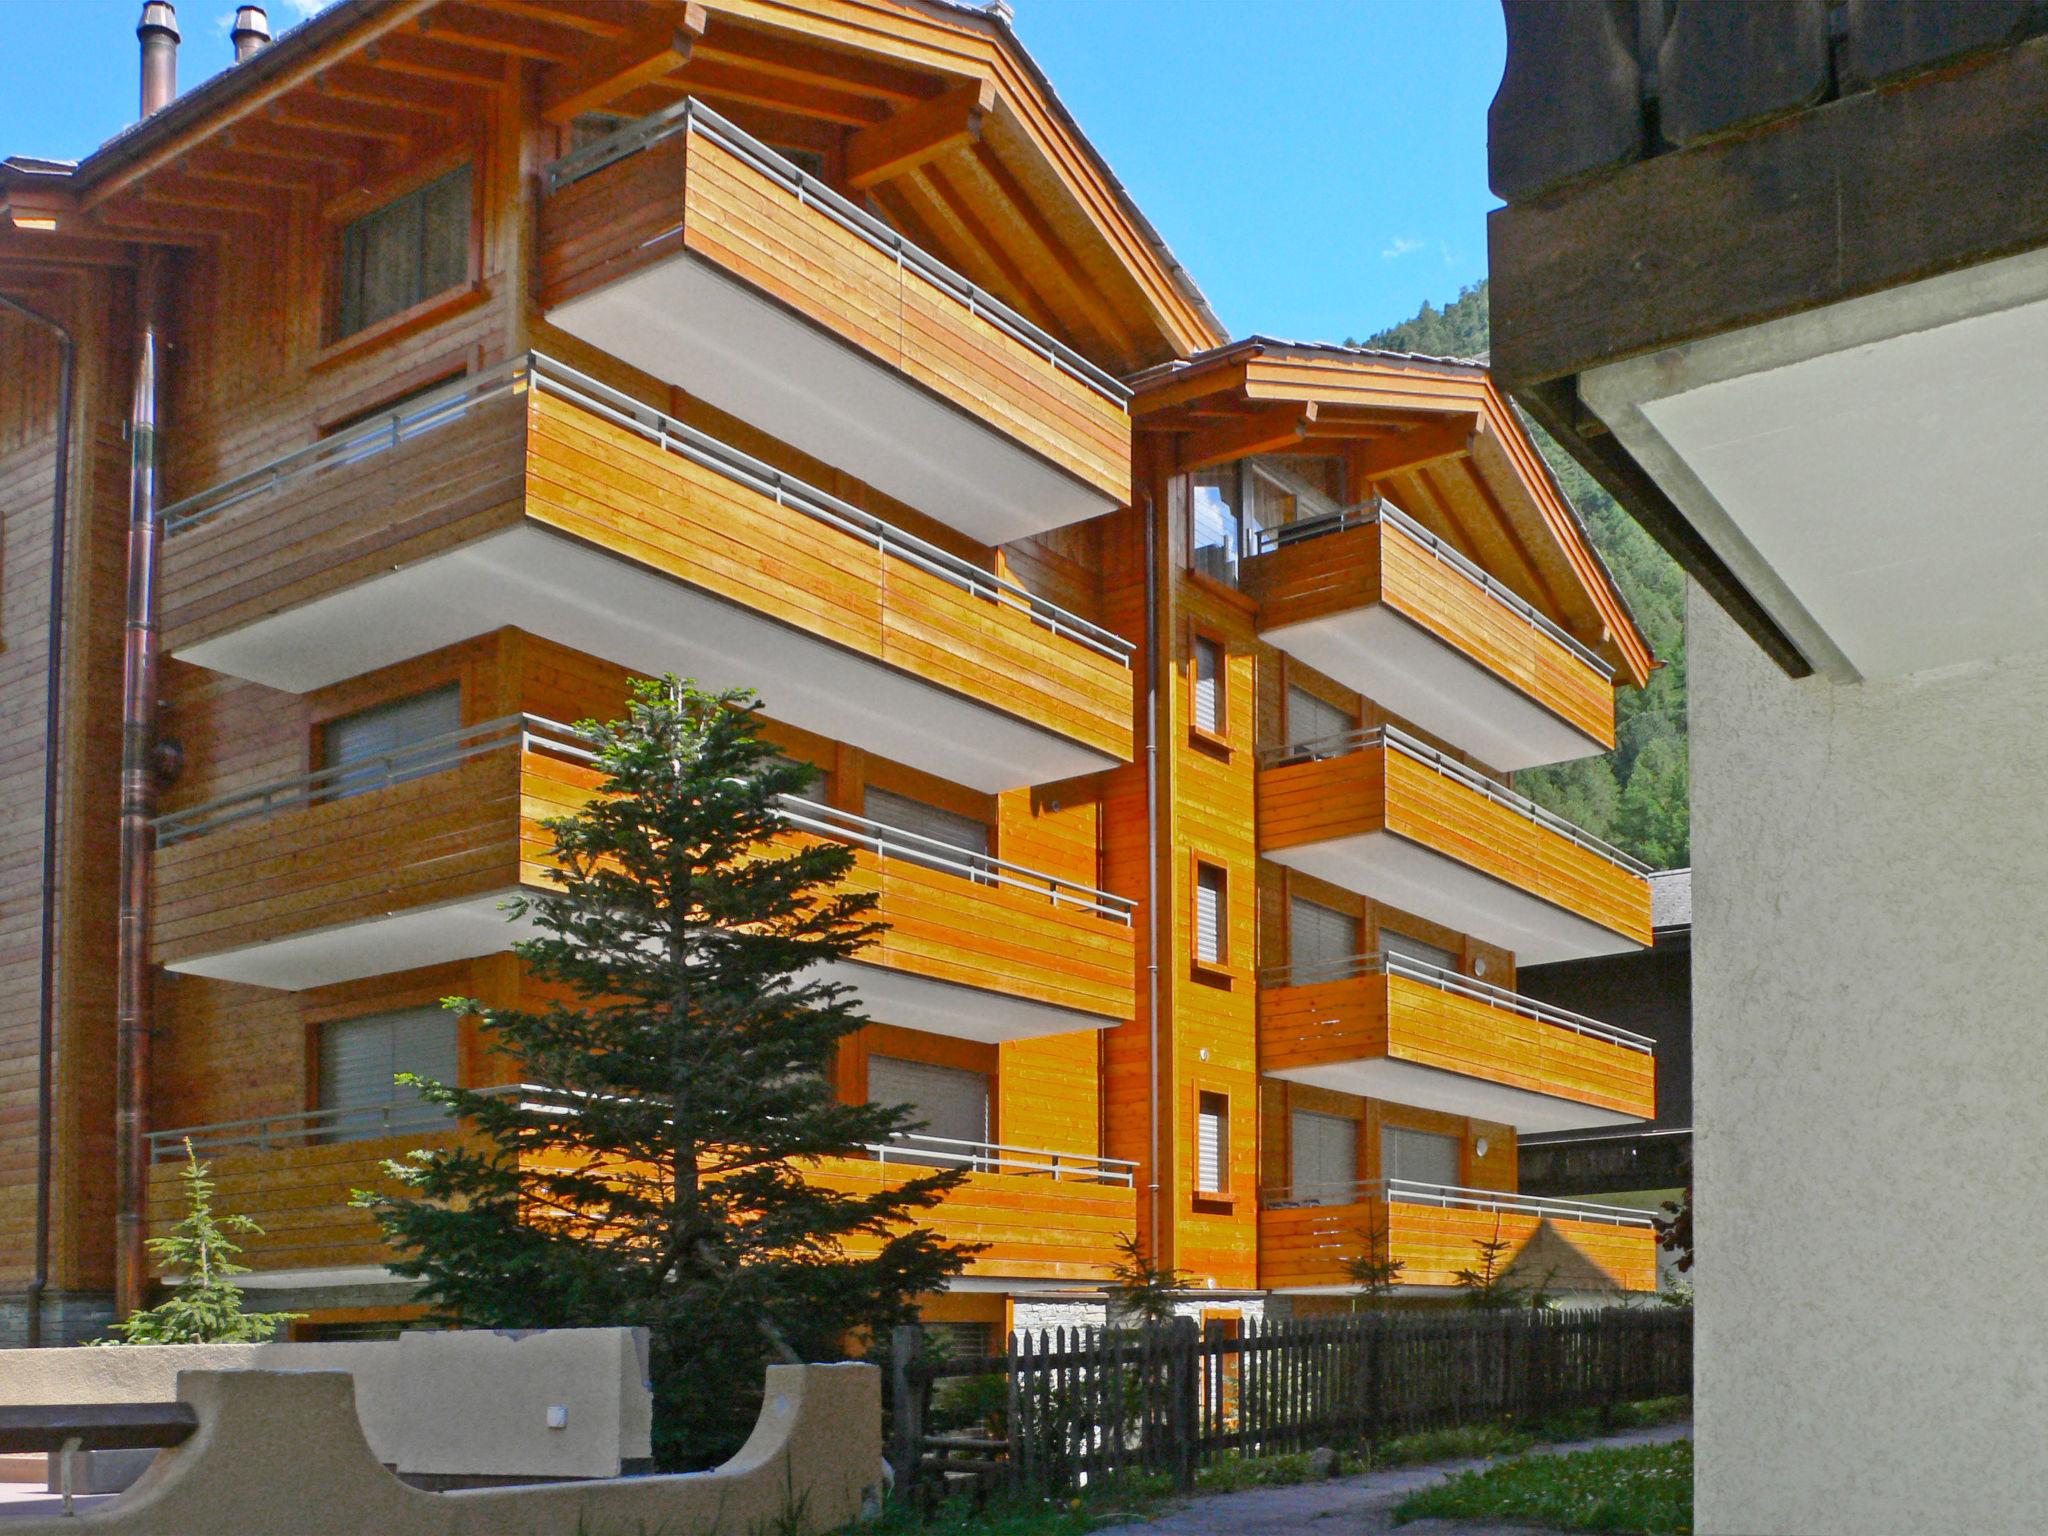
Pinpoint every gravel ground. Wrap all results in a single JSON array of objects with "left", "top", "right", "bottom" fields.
[{"left": 1087, "top": 1421, "right": 1692, "bottom": 1536}]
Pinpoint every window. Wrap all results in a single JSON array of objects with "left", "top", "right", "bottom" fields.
[
  {"left": 1381, "top": 1126, "right": 1461, "bottom": 1191},
  {"left": 1287, "top": 685, "right": 1351, "bottom": 754},
  {"left": 569, "top": 112, "right": 632, "bottom": 153},
  {"left": 1190, "top": 468, "right": 1241, "bottom": 583},
  {"left": 337, "top": 163, "right": 473, "bottom": 339},
  {"left": 1289, "top": 897, "right": 1357, "bottom": 984},
  {"left": 863, "top": 788, "right": 990, "bottom": 879},
  {"left": 319, "top": 684, "right": 462, "bottom": 800},
  {"left": 1379, "top": 927, "right": 1458, "bottom": 975},
  {"left": 1194, "top": 863, "right": 1228, "bottom": 966},
  {"left": 317, "top": 1006, "right": 460, "bottom": 1142},
  {"left": 1244, "top": 454, "right": 1346, "bottom": 547},
  {"left": 1192, "top": 635, "right": 1226, "bottom": 737},
  {"left": 924, "top": 1321, "right": 994, "bottom": 1362},
  {"left": 1290, "top": 1110, "right": 1358, "bottom": 1206},
  {"left": 868, "top": 1054, "right": 990, "bottom": 1168},
  {"left": 1196, "top": 1091, "right": 1230, "bottom": 1194}
]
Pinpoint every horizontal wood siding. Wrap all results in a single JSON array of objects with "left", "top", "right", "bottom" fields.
[
  {"left": 1259, "top": 1196, "right": 1656, "bottom": 1293},
  {"left": 152, "top": 751, "right": 523, "bottom": 968},
  {"left": 1257, "top": 748, "right": 1652, "bottom": 947},
  {"left": 522, "top": 749, "right": 1134, "bottom": 1021},
  {"left": 540, "top": 128, "right": 1131, "bottom": 507},
  {"left": 808, "top": 1155, "right": 1137, "bottom": 1282},
  {"left": 144, "top": 1131, "right": 450, "bottom": 1274},
  {"left": 1260, "top": 974, "right": 1655, "bottom": 1119},
  {"left": 1243, "top": 520, "right": 1614, "bottom": 748}
]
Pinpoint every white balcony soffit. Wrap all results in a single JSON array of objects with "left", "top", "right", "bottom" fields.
[
  {"left": 1265, "top": 1057, "right": 1640, "bottom": 1135},
  {"left": 174, "top": 526, "right": 1112, "bottom": 795},
  {"left": 547, "top": 255, "right": 1118, "bottom": 546},
  {"left": 1261, "top": 605, "right": 1606, "bottom": 771},
  {"left": 1264, "top": 833, "right": 1641, "bottom": 965},
  {"left": 1581, "top": 243, "right": 2048, "bottom": 683},
  {"left": 163, "top": 889, "right": 1116, "bottom": 1043}
]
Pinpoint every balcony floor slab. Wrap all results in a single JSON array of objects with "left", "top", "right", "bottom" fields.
[
  {"left": 175, "top": 525, "right": 1114, "bottom": 795},
  {"left": 1266, "top": 1057, "right": 1641, "bottom": 1134}
]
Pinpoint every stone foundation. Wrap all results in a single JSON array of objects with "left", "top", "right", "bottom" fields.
[{"left": 0, "top": 1291, "right": 116, "bottom": 1349}]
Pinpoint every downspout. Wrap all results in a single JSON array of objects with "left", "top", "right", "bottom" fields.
[
  {"left": 0, "top": 293, "right": 75, "bottom": 1348},
  {"left": 114, "top": 252, "right": 169, "bottom": 1321},
  {"left": 1142, "top": 490, "right": 1163, "bottom": 1260}
]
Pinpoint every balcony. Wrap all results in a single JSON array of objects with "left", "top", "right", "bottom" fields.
[
  {"left": 1240, "top": 504, "right": 1615, "bottom": 770},
  {"left": 147, "top": 1109, "right": 1136, "bottom": 1287},
  {"left": 1259, "top": 1179, "right": 1659, "bottom": 1294},
  {"left": 1261, "top": 952, "right": 1653, "bottom": 1133},
  {"left": 539, "top": 99, "right": 1131, "bottom": 545},
  {"left": 159, "top": 355, "right": 1132, "bottom": 795},
  {"left": 151, "top": 717, "right": 1136, "bottom": 1044},
  {"left": 1258, "top": 726, "right": 1652, "bottom": 964}
]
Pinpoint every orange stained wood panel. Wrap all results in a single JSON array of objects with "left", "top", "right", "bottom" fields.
[
  {"left": 522, "top": 748, "right": 1135, "bottom": 1022},
  {"left": 1256, "top": 746, "right": 1652, "bottom": 948},
  {"left": 539, "top": 121, "right": 1132, "bottom": 508},
  {"left": 1258, "top": 1195, "right": 1657, "bottom": 1293},
  {"left": 158, "top": 379, "right": 1133, "bottom": 767},
  {"left": 1239, "top": 518, "right": 1615, "bottom": 751},
  {"left": 143, "top": 1130, "right": 449, "bottom": 1275},
  {"left": 1259, "top": 971, "right": 1655, "bottom": 1121},
  {"left": 807, "top": 1154, "right": 1138, "bottom": 1283}
]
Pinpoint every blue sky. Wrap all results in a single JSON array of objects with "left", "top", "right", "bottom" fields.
[{"left": 0, "top": 0, "right": 1501, "bottom": 342}]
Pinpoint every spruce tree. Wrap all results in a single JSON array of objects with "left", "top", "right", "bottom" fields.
[
  {"left": 106, "top": 1140, "right": 303, "bottom": 1344},
  {"left": 363, "top": 677, "right": 973, "bottom": 1468}
]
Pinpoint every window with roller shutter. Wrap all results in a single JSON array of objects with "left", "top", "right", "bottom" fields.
[
  {"left": 1381, "top": 1126, "right": 1462, "bottom": 1190},
  {"left": 1289, "top": 1110, "right": 1358, "bottom": 1205},
  {"left": 1379, "top": 927, "right": 1458, "bottom": 974},
  {"left": 867, "top": 1054, "right": 989, "bottom": 1169},
  {"left": 1194, "top": 864, "right": 1227, "bottom": 965},
  {"left": 1197, "top": 1091, "right": 1230, "bottom": 1194},
  {"left": 1192, "top": 635, "right": 1225, "bottom": 734},
  {"left": 316, "top": 1006, "right": 460, "bottom": 1143},
  {"left": 1289, "top": 897, "right": 1357, "bottom": 983},
  {"left": 863, "top": 788, "right": 989, "bottom": 880},
  {"left": 319, "top": 684, "right": 462, "bottom": 801},
  {"left": 1287, "top": 685, "right": 1351, "bottom": 752}
]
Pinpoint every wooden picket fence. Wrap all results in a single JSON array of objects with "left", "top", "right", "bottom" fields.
[{"left": 889, "top": 1307, "right": 1691, "bottom": 1497}]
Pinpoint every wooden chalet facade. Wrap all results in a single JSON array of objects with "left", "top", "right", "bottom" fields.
[{"left": 0, "top": 0, "right": 1659, "bottom": 1346}]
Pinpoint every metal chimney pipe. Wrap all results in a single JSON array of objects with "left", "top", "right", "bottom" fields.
[
  {"left": 230, "top": 5, "right": 270, "bottom": 61},
  {"left": 137, "top": 2, "right": 180, "bottom": 118}
]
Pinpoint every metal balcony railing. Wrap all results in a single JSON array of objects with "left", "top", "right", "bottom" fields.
[
  {"left": 543, "top": 96, "right": 1132, "bottom": 407},
  {"left": 1257, "top": 722, "right": 1653, "bottom": 877},
  {"left": 1246, "top": 497, "right": 1614, "bottom": 678},
  {"left": 1258, "top": 950, "right": 1653, "bottom": 1054},
  {"left": 157, "top": 353, "right": 1133, "bottom": 665},
  {"left": 1260, "top": 1177, "right": 1657, "bottom": 1228},
  {"left": 151, "top": 714, "right": 1136, "bottom": 925},
  {"left": 148, "top": 1084, "right": 524, "bottom": 1160},
  {"left": 866, "top": 1133, "right": 1138, "bottom": 1185}
]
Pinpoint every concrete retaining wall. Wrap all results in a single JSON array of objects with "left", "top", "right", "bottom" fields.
[{"left": 0, "top": 1328, "right": 651, "bottom": 1479}]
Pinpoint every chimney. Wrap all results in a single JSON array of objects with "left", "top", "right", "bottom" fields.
[
  {"left": 137, "top": 2, "right": 180, "bottom": 117},
  {"left": 231, "top": 5, "right": 271, "bottom": 62}
]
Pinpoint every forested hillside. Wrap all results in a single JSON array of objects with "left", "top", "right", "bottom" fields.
[{"left": 1356, "top": 281, "right": 1689, "bottom": 869}]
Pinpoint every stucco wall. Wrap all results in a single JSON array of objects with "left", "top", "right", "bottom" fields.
[
  {"left": 0, "top": 1328, "right": 650, "bottom": 1479},
  {"left": 1690, "top": 590, "right": 2048, "bottom": 1535}
]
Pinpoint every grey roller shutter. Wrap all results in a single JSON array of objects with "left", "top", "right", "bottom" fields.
[
  {"left": 1289, "top": 1110, "right": 1358, "bottom": 1206},
  {"left": 1195, "top": 866, "right": 1226, "bottom": 965},
  {"left": 1196, "top": 1092, "right": 1228, "bottom": 1193},
  {"left": 318, "top": 1006, "right": 459, "bottom": 1141},
  {"left": 320, "top": 684, "right": 463, "bottom": 798},
  {"left": 1287, "top": 686, "right": 1350, "bottom": 751},
  {"left": 1289, "top": 897, "right": 1356, "bottom": 983},
  {"left": 863, "top": 788, "right": 989, "bottom": 878},
  {"left": 1379, "top": 928, "right": 1458, "bottom": 975},
  {"left": 1193, "top": 637, "right": 1224, "bottom": 733},
  {"left": 868, "top": 1055, "right": 989, "bottom": 1162},
  {"left": 1381, "top": 1126, "right": 1462, "bottom": 1191}
]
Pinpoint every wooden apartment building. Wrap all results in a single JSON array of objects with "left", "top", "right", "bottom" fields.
[{"left": 0, "top": 0, "right": 1661, "bottom": 1347}]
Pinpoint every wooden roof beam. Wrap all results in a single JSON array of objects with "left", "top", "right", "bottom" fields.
[
  {"left": 848, "top": 79, "right": 994, "bottom": 190},
  {"left": 421, "top": 5, "right": 590, "bottom": 64},
  {"left": 314, "top": 62, "right": 472, "bottom": 120},
  {"left": 671, "top": 60, "right": 887, "bottom": 128},
  {"left": 689, "top": 23, "right": 931, "bottom": 109},
  {"left": 1176, "top": 405, "right": 1319, "bottom": 471},
  {"left": 362, "top": 32, "right": 510, "bottom": 86},
  {"left": 543, "top": 4, "right": 707, "bottom": 123},
  {"left": 966, "top": 143, "right": 1136, "bottom": 358},
  {"left": 187, "top": 145, "right": 327, "bottom": 186},
  {"left": 888, "top": 166, "right": 1063, "bottom": 335},
  {"left": 465, "top": 0, "right": 644, "bottom": 36},
  {"left": 270, "top": 96, "right": 422, "bottom": 147},
  {"left": 1356, "top": 414, "right": 1477, "bottom": 480}
]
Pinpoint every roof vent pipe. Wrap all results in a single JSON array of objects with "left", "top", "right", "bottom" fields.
[
  {"left": 231, "top": 5, "right": 270, "bottom": 61},
  {"left": 138, "top": 2, "right": 180, "bottom": 117}
]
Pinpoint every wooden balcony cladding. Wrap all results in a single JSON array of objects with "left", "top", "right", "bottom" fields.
[
  {"left": 157, "top": 359, "right": 1133, "bottom": 790},
  {"left": 1258, "top": 734, "right": 1653, "bottom": 959},
  {"left": 1260, "top": 968, "right": 1655, "bottom": 1124},
  {"left": 1260, "top": 1194, "right": 1658, "bottom": 1293},
  {"left": 145, "top": 1131, "right": 443, "bottom": 1275},
  {"left": 523, "top": 748, "right": 1135, "bottom": 1025},
  {"left": 1241, "top": 511, "right": 1615, "bottom": 766},
  {"left": 539, "top": 102, "right": 1131, "bottom": 537},
  {"left": 809, "top": 1156, "right": 1138, "bottom": 1284}
]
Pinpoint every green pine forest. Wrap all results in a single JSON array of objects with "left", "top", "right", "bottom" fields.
[{"left": 1358, "top": 281, "right": 1690, "bottom": 870}]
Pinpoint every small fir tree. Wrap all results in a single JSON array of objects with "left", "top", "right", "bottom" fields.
[
  {"left": 105, "top": 1140, "right": 302, "bottom": 1344},
  {"left": 362, "top": 677, "right": 973, "bottom": 1468},
  {"left": 1451, "top": 1218, "right": 1531, "bottom": 1310},
  {"left": 1341, "top": 1207, "right": 1405, "bottom": 1310},
  {"left": 1105, "top": 1232, "right": 1194, "bottom": 1327}
]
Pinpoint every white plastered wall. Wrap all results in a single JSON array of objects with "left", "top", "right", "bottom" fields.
[{"left": 1690, "top": 589, "right": 2048, "bottom": 1536}]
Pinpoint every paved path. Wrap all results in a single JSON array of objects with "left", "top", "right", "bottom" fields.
[{"left": 1089, "top": 1421, "right": 1690, "bottom": 1536}]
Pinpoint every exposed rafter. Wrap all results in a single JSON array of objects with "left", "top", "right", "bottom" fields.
[
  {"left": 669, "top": 58, "right": 886, "bottom": 127},
  {"left": 1356, "top": 415, "right": 1477, "bottom": 481},
  {"left": 271, "top": 93, "right": 437, "bottom": 146},
  {"left": 421, "top": 4, "right": 589, "bottom": 64},
  {"left": 905, "top": 163, "right": 1064, "bottom": 335},
  {"left": 689, "top": 23, "right": 929, "bottom": 109},
  {"left": 314, "top": 62, "right": 472, "bottom": 120},
  {"left": 1176, "top": 405, "right": 1319, "bottom": 471},
  {"left": 964, "top": 143, "right": 1136, "bottom": 359},
  {"left": 362, "top": 31, "right": 509, "bottom": 86},
  {"left": 543, "top": 4, "right": 708, "bottom": 123},
  {"left": 847, "top": 79, "right": 993, "bottom": 190}
]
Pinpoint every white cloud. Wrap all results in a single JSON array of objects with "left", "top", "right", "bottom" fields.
[{"left": 1380, "top": 236, "right": 1424, "bottom": 261}]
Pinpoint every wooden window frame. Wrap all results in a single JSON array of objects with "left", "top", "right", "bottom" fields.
[
  {"left": 1189, "top": 855, "right": 1234, "bottom": 985},
  {"left": 319, "top": 145, "right": 486, "bottom": 362},
  {"left": 1192, "top": 1083, "right": 1236, "bottom": 1209},
  {"left": 1187, "top": 621, "right": 1232, "bottom": 757}
]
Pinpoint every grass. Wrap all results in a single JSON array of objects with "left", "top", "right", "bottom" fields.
[{"left": 1392, "top": 1440, "right": 1693, "bottom": 1536}]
